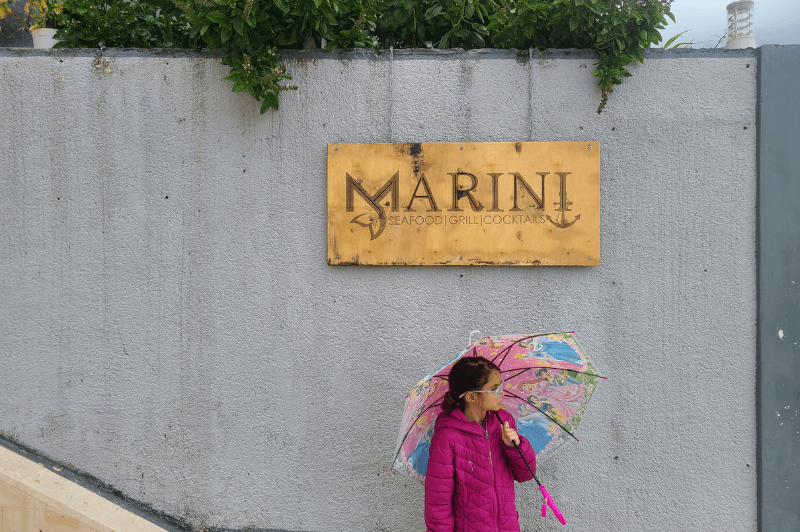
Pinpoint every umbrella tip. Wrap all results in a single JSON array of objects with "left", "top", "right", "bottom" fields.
[
  {"left": 389, "top": 467, "right": 393, "bottom": 471},
  {"left": 570, "top": 330, "right": 576, "bottom": 334},
  {"left": 405, "top": 394, "right": 409, "bottom": 398}
]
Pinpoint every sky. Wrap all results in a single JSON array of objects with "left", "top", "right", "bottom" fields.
[{"left": 659, "top": 0, "right": 799, "bottom": 48}]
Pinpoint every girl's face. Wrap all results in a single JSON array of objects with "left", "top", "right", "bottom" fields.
[
  {"left": 477, "top": 369, "right": 504, "bottom": 412},
  {"left": 463, "top": 369, "right": 504, "bottom": 420}
]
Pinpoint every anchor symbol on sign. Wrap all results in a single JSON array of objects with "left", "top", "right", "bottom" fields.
[{"left": 546, "top": 172, "right": 581, "bottom": 228}]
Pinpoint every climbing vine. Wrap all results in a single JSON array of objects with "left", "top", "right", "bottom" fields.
[
  {"left": 488, "top": 0, "right": 674, "bottom": 112},
  {"left": 52, "top": 0, "right": 674, "bottom": 113}
]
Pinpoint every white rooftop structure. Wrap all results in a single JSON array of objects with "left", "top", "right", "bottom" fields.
[{"left": 726, "top": 1, "right": 756, "bottom": 49}]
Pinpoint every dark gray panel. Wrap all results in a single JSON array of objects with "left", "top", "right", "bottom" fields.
[{"left": 757, "top": 45, "right": 800, "bottom": 531}]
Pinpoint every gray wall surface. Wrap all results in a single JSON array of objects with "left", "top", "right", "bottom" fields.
[
  {"left": 757, "top": 45, "right": 800, "bottom": 532},
  {"left": 0, "top": 47, "right": 758, "bottom": 531}
]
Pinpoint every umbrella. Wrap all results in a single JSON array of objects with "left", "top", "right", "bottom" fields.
[{"left": 391, "top": 331, "right": 605, "bottom": 525}]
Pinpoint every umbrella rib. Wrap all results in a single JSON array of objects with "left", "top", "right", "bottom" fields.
[
  {"left": 491, "top": 334, "right": 537, "bottom": 367},
  {"left": 489, "top": 332, "right": 575, "bottom": 367},
  {"left": 391, "top": 398, "right": 445, "bottom": 466},
  {"left": 502, "top": 389, "right": 579, "bottom": 442},
  {"left": 500, "top": 367, "right": 605, "bottom": 380}
]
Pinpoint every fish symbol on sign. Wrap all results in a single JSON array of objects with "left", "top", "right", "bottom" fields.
[{"left": 350, "top": 213, "right": 383, "bottom": 241}]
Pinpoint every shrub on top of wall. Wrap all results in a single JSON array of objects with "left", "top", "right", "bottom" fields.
[
  {"left": 53, "top": 0, "right": 198, "bottom": 49},
  {"left": 52, "top": 0, "right": 675, "bottom": 114}
]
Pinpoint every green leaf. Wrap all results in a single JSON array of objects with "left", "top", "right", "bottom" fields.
[
  {"left": 231, "top": 80, "right": 247, "bottom": 92},
  {"left": 574, "top": 0, "right": 584, "bottom": 5},
  {"left": 221, "top": 26, "right": 232, "bottom": 42},
  {"left": 424, "top": 5, "right": 442, "bottom": 19},
  {"left": 232, "top": 16, "right": 243, "bottom": 36},
  {"left": 274, "top": 0, "right": 289, "bottom": 14},
  {"left": 662, "top": 29, "right": 689, "bottom": 48},
  {"left": 207, "top": 11, "right": 226, "bottom": 23},
  {"left": 260, "top": 94, "right": 276, "bottom": 114},
  {"left": 569, "top": 16, "right": 578, "bottom": 31}
]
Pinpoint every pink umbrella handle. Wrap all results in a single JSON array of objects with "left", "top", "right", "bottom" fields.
[{"left": 539, "top": 485, "right": 566, "bottom": 525}]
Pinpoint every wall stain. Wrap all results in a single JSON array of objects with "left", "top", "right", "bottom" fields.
[{"left": 38, "top": 411, "right": 72, "bottom": 443}]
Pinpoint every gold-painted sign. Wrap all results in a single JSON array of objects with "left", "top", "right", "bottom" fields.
[{"left": 327, "top": 142, "right": 599, "bottom": 266}]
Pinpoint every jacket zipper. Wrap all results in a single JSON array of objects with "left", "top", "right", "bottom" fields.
[{"left": 484, "top": 425, "right": 500, "bottom": 532}]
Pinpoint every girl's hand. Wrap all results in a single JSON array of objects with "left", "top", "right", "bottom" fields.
[{"left": 502, "top": 421, "right": 520, "bottom": 447}]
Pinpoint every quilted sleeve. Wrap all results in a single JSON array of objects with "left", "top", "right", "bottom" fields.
[
  {"left": 424, "top": 428, "right": 455, "bottom": 532},
  {"left": 500, "top": 414, "right": 536, "bottom": 483}
]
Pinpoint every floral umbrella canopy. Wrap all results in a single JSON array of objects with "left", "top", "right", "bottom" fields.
[{"left": 392, "top": 332, "right": 604, "bottom": 482}]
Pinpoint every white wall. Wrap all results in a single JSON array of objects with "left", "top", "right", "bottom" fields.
[{"left": 0, "top": 47, "right": 758, "bottom": 531}]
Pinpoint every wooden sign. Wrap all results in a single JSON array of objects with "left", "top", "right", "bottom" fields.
[{"left": 327, "top": 142, "right": 600, "bottom": 266}]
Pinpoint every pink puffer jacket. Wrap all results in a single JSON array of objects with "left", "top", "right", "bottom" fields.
[{"left": 424, "top": 408, "right": 536, "bottom": 532}]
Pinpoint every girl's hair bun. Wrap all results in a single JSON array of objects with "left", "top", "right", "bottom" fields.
[{"left": 441, "top": 390, "right": 459, "bottom": 412}]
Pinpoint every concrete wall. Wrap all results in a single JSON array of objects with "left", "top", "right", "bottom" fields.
[{"left": 0, "top": 47, "right": 758, "bottom": 531}]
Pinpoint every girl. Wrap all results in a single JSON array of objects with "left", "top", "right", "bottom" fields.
[{"left": 425, "top": 356, "right": 537, "bottom": 532}]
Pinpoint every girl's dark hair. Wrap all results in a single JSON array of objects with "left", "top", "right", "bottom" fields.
[{"left": 442, "top": 356, "right": 500, "bottom": 413}]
